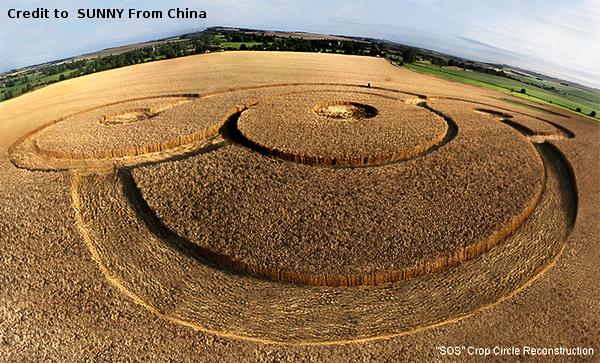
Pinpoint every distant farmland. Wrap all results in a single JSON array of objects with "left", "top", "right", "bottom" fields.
[
  {"left": 404, "top": 62, "right": 599, "bottom": 120},
  {"left": 2, "top": 27, "right": 597, "bottom": 126}
]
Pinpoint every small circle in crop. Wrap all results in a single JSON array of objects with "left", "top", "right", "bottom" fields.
[{"left": 313, "top": 101, "right": 378, "bottom": 120}]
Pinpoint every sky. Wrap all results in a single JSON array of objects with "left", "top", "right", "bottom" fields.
[{"left": 1, "top": 0, "right": 599, "bottom": 88}]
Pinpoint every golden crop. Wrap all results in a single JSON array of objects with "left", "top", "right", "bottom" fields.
[{"left": 0, "top": 52, "right": 591, "bottom": 351}]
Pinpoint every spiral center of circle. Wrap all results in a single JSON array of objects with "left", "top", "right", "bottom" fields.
[
  {"left": 313, "top": 101, "right": 378, "bottom": 120},
  {"left": 100, "top": 108, "right": 159, "bottom": 125}
]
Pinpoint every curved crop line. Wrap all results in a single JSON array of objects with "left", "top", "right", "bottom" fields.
[
  {"left": 534, "top": 144, "right": 578, "bottom": 230},
  {"left": 66, "top": 91, "right": 578, "bottom": 343},
  {"left": 251, "top": 88, "right": 403, "bottom": 103},
  {"left": 441, "top": 97, "right": 575, "bottom": 138},
  {"left": 6, "top": 94, "right": 199, "bottom": 157},
  {"left": 222, "top": 99, "right": 457, "bottom": 169},
  {"left": 116, "top": 169, "right": 285, "bottom": 282},
  {"left": 9, "top": 133, "right": 228, "bottom": 173},
  {"left": 479, "top": 108, "right": 578, "bottom": 229},
  {"left": 475, "top": 106, "right": 578, "bottom": 228},
  {"left": 69, "top": 132, "right": 576, "bottom": 344},
  {"left": 474, "top": 107, "right": 573, "bottom": 144},
  {"left": 103, "top": 119, "right": 545, "bottom": 287},
  {"left": 198, "top": 82, "right": 428, "bottom": 100},
  {"left": 36, "top": 118, "right": 224, "bottom": 160},
  {"left": 70, "top": 171, "right": 568, "bottom": 345},
  {"left": 118, "top": 162, "right": 544, "bottom": 287},
  {"left": 8, "top": 83, "right": 426, "bottom": 170},
  {"left": 474, "top": 108, "right": 514, "bottom": 119}
]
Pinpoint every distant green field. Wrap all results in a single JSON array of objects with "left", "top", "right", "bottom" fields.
[
  {"left": 497, "top": 98, "right": 560, "bottom": 115},
  {"left": 507, "top": 73, "right": 599, "bottom": 106},
  {"left": 221, "top": 41, "right": 264, "bottom": 49},
  {"left": 1, "top": 69, "right": 78, "bottom": 99},
  {"left": 405, "top": 63, "right": 599, "bottom": 120}
]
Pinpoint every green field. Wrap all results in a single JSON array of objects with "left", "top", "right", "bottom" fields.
[
  {"left": 405, "top": 63, "right": 599, "bottom": 120},
  {"left": 498, "top": 98, "right": 561, "bottom": 115},
  {"left": 221, "top": 41, "right": 264, "bottom": 49},
  {"left": 1, "top": 69, "right": 78, "bottom": 99},
  {"left": 3, "top": 30, "right": 598, "bottom": 115}
]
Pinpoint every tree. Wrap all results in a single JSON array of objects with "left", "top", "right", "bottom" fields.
[
  {"left": 368, "top": 46, "right": 381, "bottom": 57},
  {"left": 342, "top": 42, "right": 356, "bottom": 55},
  {"left": 164, "top": 48, "right": 177, "bottom": 59},
  {"left": 239, "top": 43, "right": 248, "bottom": 50},
  {"left": 59, "top": 74, "right": 66, "bottom": 81},
  {"left": 402, "top": 47, "right": 417, "bottom": 63},
  {"left": 590, "top": 110, "right": 597, "bottom": 117},
  {"left": 576, "top": 107, "right": 582, "bottom": 112},
  {"left": 520, "top": 88, "right": 526, "bottom": 94},
  {"left": 431, "top": 57, "right": 447, "bottom": 66},
  {"left": 4, "top": 90, "right": 13, "bottom": 100}
]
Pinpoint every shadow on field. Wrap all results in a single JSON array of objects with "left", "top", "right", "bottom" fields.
[
  {"left": 535, "top": 143, "right": 578, "bottom": 230},
  {"left": 117, "top": 168, "right": 275, "bottom": 282}
]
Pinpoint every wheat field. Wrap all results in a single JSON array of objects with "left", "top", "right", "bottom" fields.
[{"left": 0, "top": 52, "right": 597, "bottom": 360}]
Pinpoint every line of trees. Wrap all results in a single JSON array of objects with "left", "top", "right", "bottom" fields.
[
  {"left": 3, "top": 29, "right": 598, "bottom": 117},
  {"left": 219, "top": 31, "right": 382, "bottom": 56},
  {"left": 2, "top": 36, "right": 220, "bottom": 101}
]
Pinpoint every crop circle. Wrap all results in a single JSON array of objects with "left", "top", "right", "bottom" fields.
[
  {"left": 236, "top": 90, "right": 449, "bottom": 166},
  {"left": 6, "top": 78, "right": 576, "bottom": 345},
  {"left": 140, "top": 99, "right": 545, "bottom": 286}
]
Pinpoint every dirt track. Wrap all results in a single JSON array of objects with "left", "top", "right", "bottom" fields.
[{"left": 0, "top": 52, "right": 598, "bottom": 361}]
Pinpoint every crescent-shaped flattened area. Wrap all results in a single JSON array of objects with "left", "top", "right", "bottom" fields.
[{"left": 72, "top": 131, "right": 570, "bottom": 343}]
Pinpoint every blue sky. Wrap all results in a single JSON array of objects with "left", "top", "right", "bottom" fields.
[{"left": 1, "top": 0, "right": 599, "bottom": 88}]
